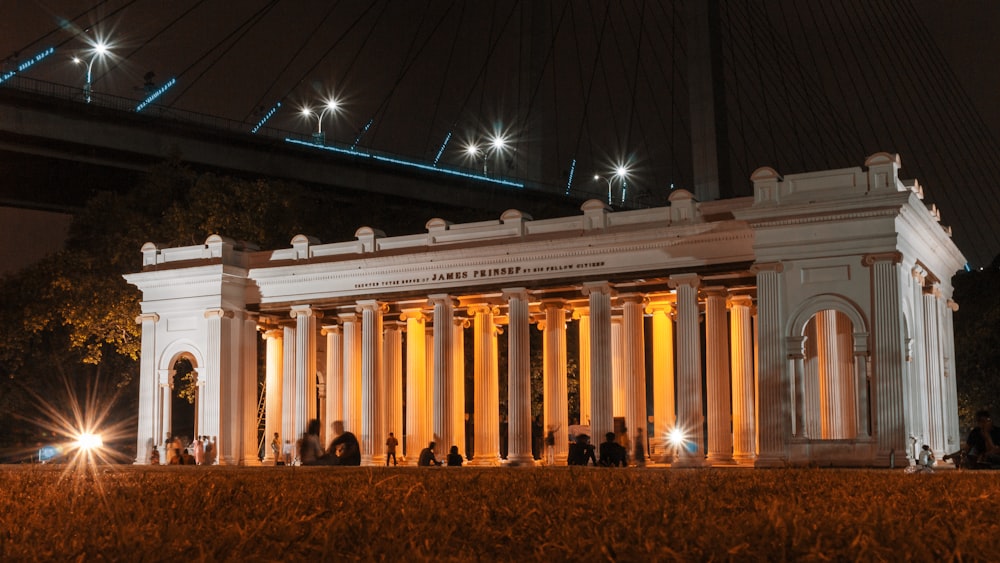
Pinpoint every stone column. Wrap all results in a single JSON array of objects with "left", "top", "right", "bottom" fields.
[
  {"left": 864, "top": 252, "right": 909, "bottom": 465},
  {"left": 339, "top": 313, "right": 362, "bottom": 435},
  {"left": 503, "top": 288, "right": 534, "bottom": 465},
  {"left": 239, "top": 314, "right": 260, "bottom": 465},
  {"left": 469, "top": 304, "right": 500, "bottom": 465},
  {"left": 281, "top": 324, "right": 296, "bottom": 461},
  {"left": 401, "top": 308, "right": 429, "bottom": 462},
  {"left": 923, "top": 287, "right": 944, "bottom": 455},
  {"left": 322, "top": 325, "right": 342, "bottom": 444},
  {"left": 430, "top": 294, "right": 455, "bottom": 457},
  {"left": 670, "top": 274, "right": 703, "bottom": 466},
  {"left": 611, "top": 314, "right": 625, "bottom": 419},
  {"left": 620, "top": 294, "right": 647, "bottom": 462},
  {"left": 290, "top": 305, "right": 317, "bottom": 449},
  {"left": 583, "top": 282, "right": 614, "bottom": 447},
  {"left": 853, "top": 334, "right": 871, "bottom": 437},
  {"left": 909, "top": 267, "right": 929, "bottom": 447},
  {"left": 262, "top": 329, "right": 283, "bottom": 464},
  {"left": 453, "top": 316, "right": 468, "bottom": 458},
  {"left": 135, "top": 313, "right": 159, "bottom": 464},
  {"left": 540, "top": 299, "right": 569, "bottom": 465},
  {"left": 943, "top": 300, "right": 961, "bottom": 453},
  {"left": 646, "top": 298, "right": 674, "bottom": 461},
  {"left": 787, "top": 336, "right": 807, "bottom": 438},
  {"left": 753, "top": 262, "right": 788, "bottom": 467},
  {"left": 704, "top": 288, "right": 733, "bottom": 464},
  {"left": 816, "top": 309, "right": 843, "bottom": 439},
  {"left": 384, "top": 321, "right": 404, "bottom": 460},
  {"left": 203, "top": 308, "right": 231, "bottom": 464},
  {"left": 358, "top": 300, "right": 385, "bottom": 466},
  {"left": 574, "top": 307, "right": 592, "bottom": 427},
  {"left": 729, "top": 295, "right": 755, "bottom": 465}
]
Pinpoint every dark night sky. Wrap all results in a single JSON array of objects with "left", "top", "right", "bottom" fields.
[{"left": 2, "top": 1, "right": 1000, "bottom": 266}]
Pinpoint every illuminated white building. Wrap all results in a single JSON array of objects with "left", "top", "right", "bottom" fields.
[{"left": 125, "top": 153, "right": 965, "bottom": 467}]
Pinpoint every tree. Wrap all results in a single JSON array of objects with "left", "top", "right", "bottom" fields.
[{"left": 952, "top": 266, "right": 1000, "bottom": 430}]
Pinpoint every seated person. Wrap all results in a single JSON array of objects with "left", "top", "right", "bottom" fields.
[
  {"left": 598, "top": 432, "right": 627, "bottom": 467},
  {"left": 328, "top": 431, "right": 361, "bottom": 466},
  {"left": 418, "top": 442, "right": 443, "bottom": 466},
  {"left": 944, "top": 410, "right": 1000, "bottom": 469},
  {"left": 567, "top": 434, "right": 597, "bottom": 466},
  {"left": 446, "top": 445, "right": 464, "bottom": 466}
]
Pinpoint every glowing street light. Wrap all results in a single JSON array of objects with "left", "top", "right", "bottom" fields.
[
  {"left": 72, "top": 40, "right": 110, "bottom": 103},
  {"left": 465, "top": 133, "right": 509, "bottom": 175},
  {"left": 301, "top": 98, "right": 341, "bottom": 144},
  {"left": 595, "top": 165, "right": 628, "bottom": 206}
]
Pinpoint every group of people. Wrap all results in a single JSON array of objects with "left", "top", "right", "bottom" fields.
[
  {"left": 416, "top": 442, "right": 464, "bottom": 466},
  {"left": 149, "top": 434, "right": 215, "bottom": 465},
  {"left": 295, "top": 419, "right": 362, "bottom": 466},
  {"left": 567, "top": 432, "right": 637, "bottom": 467}
]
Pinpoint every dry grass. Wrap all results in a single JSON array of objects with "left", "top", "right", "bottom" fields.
[{"left": 0, "top": 465, "right": 997, "bottom": 561}]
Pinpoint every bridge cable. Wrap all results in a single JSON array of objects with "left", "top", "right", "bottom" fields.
[
  {"left": 4, "top": 0, "right": 112, "bottom": 61},
  {"left": 421, "top": 2, "right": 466, "bottom": 159}
]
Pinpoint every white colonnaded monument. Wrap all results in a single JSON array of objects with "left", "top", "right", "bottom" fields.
[{"left": 125, "top": 153, "right": 966, "bottom": 468}]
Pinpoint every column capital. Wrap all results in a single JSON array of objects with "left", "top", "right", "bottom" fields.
[
  {"left": 571, "top": 306, "right": 590, "bottom": 319},
  {"left": 356, "top": 299, "right": 389, "bottom": 313},
  {"left": 427, "top": 294, "right": 458, "bottom": 307},
  {"left": 668, "top": 273, "right": 701, "bottom": 289},
  {"left": 501, "top": 287, "right": 530, "bottom": 301},
  {"left": 289, "top": 305, "right": 318, "bottom": 319},
  {"left": 750, "top": 262, "right": 784, "bottom": 274},
  {"left": 467, "top": 303, "right": 499, "bottom": 316},
  {"left": 616, "top": 293, "right": 647, "bottom": 306},
  {"left": 384, "top": 320, "right": 405, "bottom": 330},
  {"left": 861, "top": 251, "right": 903, "bottom": 267},
  {"left": 538, "top": 298, "right": 568, "bottom": 310},
  {"left": 701, "top": 286, "right": 728, "bottom": 299},
  {"left": 786, "top": 335, "right": 806, "bottom": 359},
  {"left": 338, "top": 311, "right": 359, "bottom": 323},
  {"left": 204, "top": 308, "right": 233, "bottom": 319},
  {"left": 947, "top": 299, "right": 959, "bottom": 312},
  {"left": 922, "top": 284, "right": 942, "bottom": 299},
  {"left": 453, "top": 317, "right": 471, "bottom": 329},
  {"left": 581, "top": 281, "right": 614, "bottom": 297},
  {"left": 399, "top": 308, "right": 427, "bottom": 322},
  {"left": 262, "top": 328, "right": 283, "bottom": 340},
  {"left": 320, "top": 324, "right": 341, "bottom": 336},
  {"left": 727, "top": 294, "right": 753, "bottom": 308},
  {"left": 135, "top": 312, "right": 160, "bottom": 324}
]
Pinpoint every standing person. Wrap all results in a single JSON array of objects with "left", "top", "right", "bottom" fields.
[
  {"left": 192, "top": 436, "right": 204, "bottom": 466},
  {"left": 446, "top": 445, "right": 464, "bottom": 466},
  {"left": 299, "top": 419, "right": 325, "bottom": 465},
  {"left": 282, "top": 439, "right": 294, "bottom": 466},
  {"left": 418, "top": 442, "right": 443, "bottom": 466},
  {"left": 385, "top": 432, "right": 399, "bottom": 466},
  {"left": 634, "top": 428, "right": 646, "bottom": 467},
  {"left": 270, "top": 432, "right": 281, "bottom": 465},
  {"left": 544, "top": 424, "right": 560, "bottom": 466}
]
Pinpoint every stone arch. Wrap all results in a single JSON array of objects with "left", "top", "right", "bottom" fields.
[
  {"left": 787, "top": 293, "right": 868, "bottom": 341},
  {"left": 157, "top": 338, "right": 205, "bottom": 372}
]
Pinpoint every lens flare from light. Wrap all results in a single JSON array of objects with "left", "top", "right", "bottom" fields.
[
  {"left": 667, "top": 427, "right": 686, "bottom": 447},
  {"left": 74, "top": 433, "right": 103, "bottom": 451}
]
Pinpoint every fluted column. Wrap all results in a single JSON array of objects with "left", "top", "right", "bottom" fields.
[
  {"left": 401, "top": 308, "right": 428, "bottom": 462},
  {"left": 835, "top": 313, "right": 858, "bottom": 438},
  {"left": 135, "top": 313, "right": 159, "bottom": 464},
  {"left": 611, "top": 314, "right": 625, "bottom": 418},
  {"left": 541, "top": 299, "right": 570, "bottom": 464},
  {"left": 430, "top": 294, "right": 455, "bottom": 457},
  {"left": 620, "top": 294, "right": 647, "bottom": 461},
  {"left": 923, "top": 287, "right": 944, "bottom": 455},
  {"left": 729, "top": 295, "right": 755, "bottom": 465},
  {"left": 322, "top": 325, "right": 342, "bottom": 443},
  {"left": 469, "top": 304, "right": 500, "bottom": 465},
  {"left": 753, "top": 262, "right": 788, "bottom": 466},
  {"left": 281, "top": 324, "right": 296, "bottom": 461},
  {"left": 503, "top": 288, "right": 534, "bottom": 465},
  {"left": 261, "top": 329, "right": 283, "bottom": 464},
  {"left": 865, "top": 252, "right": 909, "bottom": 465},
  {"left": 671, "top": 274, "right": 703, "bottom": 466},
  {"left": 943, "top": 300, "right": 961, "bottom": 453},
  {"left": 909, "top": 267, "right": 929, "bottom": 446},
  {"left": 339, "top": 313, "right": 362, "bottom": 435},
  {"left": 816, "top": 310, "right": 844, "bottom": 439},
  {"left": 574, "top": 308, "right": 592, "bottom": 427},
  {"left": 583, "top": 282, "right": 614, "bottom": 447},
  {"left": 704, "top": 288, "right": 733, "bottom": 464},
  {"left": 290, "top": 305, "right": 317, "bottom": 450},
  {"left": 239, "top": 314, "right": 260, "bottom": 465},
  {"left": 787, "top": 336, "right": 807, "bottom": 438},
  {"left": 452, "top": 315, "right": 468, "bottom": 458},
  {"left": 358, "top": 300, "right": 385, "bottom": 466},
  {"left": 204, "top": 308, "right": 231, "bottom": 464},
  {"left": 647, "top": 298, "right": 674, "bottom": 461},
  {"left": 384, "top": 320, "right": 404, "bottom": 457}
]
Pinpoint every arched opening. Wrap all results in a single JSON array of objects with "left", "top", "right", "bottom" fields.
[
  {"left": 802, "top": 309, "right": 858, "bottom": 439},
  {"left": 171, "top": 356, "right": 198, "bottom": 445}
]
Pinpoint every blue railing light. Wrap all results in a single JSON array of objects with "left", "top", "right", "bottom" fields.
[
  {"left": 285, "top": 137, "right": 524, "bottom": 189},
  {"left": 0, "top": 47, "right": 54, "bottom": 86},
  {"left": 434, "top": 131, "right": 453, "bottom": 166},
  {"left": 352, "top": 118, "right": 374, "bottom": 150},
  {"left": 565, "top": 158, "right": 577, "bottom": 195},
  {"left": 250, "top": 102, "right": 281, "bottom": 133},
  {"left": 135, "top": 77, "right": 176, "bottom": 112}
]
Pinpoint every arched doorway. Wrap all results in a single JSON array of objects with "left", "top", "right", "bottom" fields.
[
  {"left": 802, "top": 309, "right": 859, "bottom": 439},
  {"left": 170, "top": 356, "right": 198, "bottom": 445}
]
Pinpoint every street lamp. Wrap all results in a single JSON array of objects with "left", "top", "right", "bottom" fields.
[
  {"left": 465, "top": 134, "right": 509, "bottom": 175},
  {"left": 301, "top": 98, "right": 340, "bottom": 144},
  {"left": 72, "top": 40, "right": 110, "bottom": 103},
  {"left": 594, "top": 166, "right": 628, "bottom": 206}
]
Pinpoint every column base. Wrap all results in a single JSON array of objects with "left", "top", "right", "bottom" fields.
[
  {"left": 503, "top": 454, "right": 537, "bottom": 467},
  {"left": 671, "top": 455, "right": 706, "bottom": 468},
  {"left": 467, "top": 455, "right": 502, "bottom": 466}
]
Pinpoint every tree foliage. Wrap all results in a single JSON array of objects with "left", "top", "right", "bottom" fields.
[{"left": 952, "top": 266, "right": 1000, "bottom": 429}]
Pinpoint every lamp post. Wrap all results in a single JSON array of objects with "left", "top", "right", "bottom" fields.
[
  {"left": 301, "top": 98, "right": 340, "bottom": 144},
  {"left": 73, "top": 40, "right": 110, "bottom": 103},
  {"left": 465, "top": 134, "right": 508, "bottom": 176},
  {"left": 595, "top": 166, "right": 628, "bottom": 206}
]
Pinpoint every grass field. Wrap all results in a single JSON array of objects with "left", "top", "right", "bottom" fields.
[{"left": 0, "top": 464, "right": 996, "bottom": 561}]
